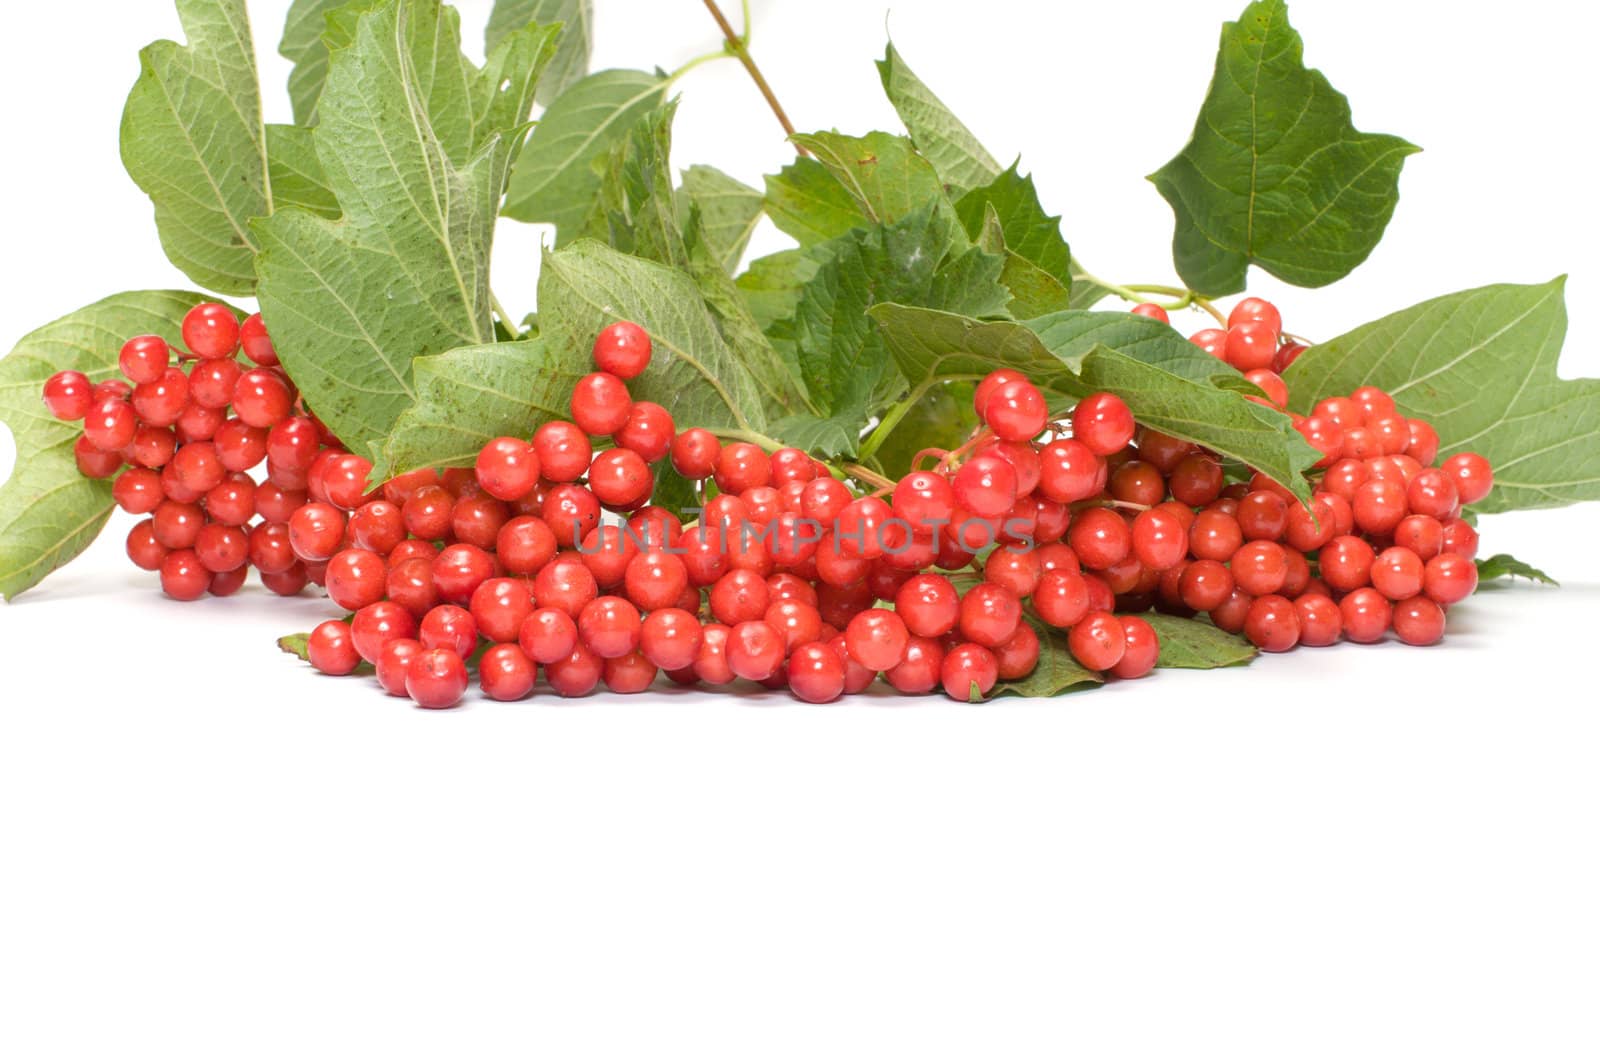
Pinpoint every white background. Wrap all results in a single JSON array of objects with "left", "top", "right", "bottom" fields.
[{"left": 3, "top": 0, "right": 1598, "bottom": 1059}]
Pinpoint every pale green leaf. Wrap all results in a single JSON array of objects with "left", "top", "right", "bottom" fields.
[
  {"left": 500, "top": 69, "right": 669, "bottom": 239},
  {"left": 1149, "top": 0, "right": 1419, "bottom": 295},
  {"left": 993, "top": 619, "right": 1103, "bottom": 699},
  {"left": 763, "top": 157, "right": 868, "bottom": 246},
  {"left": 486, "top": 0, "right": 593, "bottom": 105},
  {"left": 120, "top": 0, "right": 270, "bottom": 295},
  {"left": 265, "top": 124, "right": 337, "bottom": 218},
  {"left": 253, "top": 0, "right": 560, "bottom": 457},
  {"left": 876, "top": 41, "right": 1001, "bottom": 197},
  {"left": 1282, "top": 278, "right": 1598, "bottom": 513},
  {"left": 678, "top": 165, "right": 764, "bottom": 274},
  {"left": 1144, "top": 615, "right": 1257, "bottom": 668},
  {"left": 278, "top": 0, "right": 347, "bottom": 125},
  {"left": 373, "top": 338, "right": 584, "bottom": 480},
  {"left": 537, "top": 241, "right": 771, "bottom": 437},
  {"left": 788, "top": 131, "right": 943, "bottom": 228},
  {"left": 1475, "top": 554, "right": 1558, "bottom": 586},
  {"left": 0, "top": 291, "right": 213, "bottom": 599}
]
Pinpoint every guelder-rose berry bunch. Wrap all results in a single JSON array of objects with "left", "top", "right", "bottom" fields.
[
  {"left": 41, "top": 302, "right": 316, "bottom": 600},
  {"left": 42, "top": 298, "right": 1497, "bottom": 711}
]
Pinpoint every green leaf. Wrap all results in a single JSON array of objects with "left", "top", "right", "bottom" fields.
[
  {"left": 647, "top": 458, "right": 702, "bottom": 522},
  {"left": 992, "top": 619, "right": 1103, "bottom": 698},
  {"left": 372, "top": 338, "right": 584, "bottom": 480},
  {"left": 278, "top": 0, "right": 347, "bottom": 125},
  {"left": 876, "top": 41, "right": 1000, "bottom": 198},
  {"left": 976, "top": 205, "right": 1069, "bottom": 319},
  {"left": 788, "top": 131, "right": 943, "bottom": 229},
  {"left": 1067, "top": 258, "right": 1114, "bottom": 310},
  {"left": 1, "top": 291, "right": 210, "bottom": 600},
  {"left": 1149, "top": 0, "right": 1419, "bottom": 295},
  {"left": 868, "top": 304, "right": 1321, "bottom": 501},
  {"left": 954, "top": 164, "right": 1070, "bottom": 284},
  {"left": 1144, "top": 614, "right": 1257, "bottom": 669},
  {"left": 1283, "top": 278, "right": 1599, "bottom": 513},
  {"left": 500, "top": 69, "right": 670, "bottom": 239},
  {"left": 785, "top": 203, "right": 1007, "bottom": 458},
  {"left": 736, "top": 249, "right": 822, "bottom": 332},
  {"left": 278, "top": 632, "right": 312, "bottom": 661},
  {"left": 538, "top": 241, "right": 771, "bottom": 437},
  {"left": 1475, "top": 554, "right": 1558, "bottom": 586},
  {"left": 486, "top": 0, "right": 593, "bottom": 105},
  {"left": 253, "top": 0, "right": 559, "bottom": 458},
  {"left": 265, "top": 124, "right": 338, "bottom": 218},
  {"left": 763, "top": 157, "right": 870, "bottom": 246},
  {"left": 120, "top": 0, "right": 271, "bottom": 296},
  {"left": 678, "top": 165, "right": 764, "bottom": 274}
]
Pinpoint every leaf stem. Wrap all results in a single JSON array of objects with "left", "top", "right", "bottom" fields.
[
  {"left": 1077, "top": 272, "right": 1228, "bottom": 327},
  {"left": 844, "top": 463, "right": 896, "bottom": 491},
  {"left": 491, "top": 293, "right": 515, "bottom": 331},
  {"left": 700, "top": 0, "right": 807, "bottom": 155},
  {"left": 665, "top": 48, "right": 732, "bottom": 84},
  {"left": 857, "top": 379, "right": 933, "bottom": 464}
]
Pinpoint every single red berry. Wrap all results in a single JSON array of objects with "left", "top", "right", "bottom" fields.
[
  {"left": 883, "top": 635, "right": 944, "bottom": 693},
  {"left": 1067, "top": 611, "right": 1125, "bottom": 671},
  {"left": 420, "top": 604, "right": 478, "bottom": 660},
  {"left": 375, "top": 638, "right": 423, "bottom": 696},
  {"left": 957, "top": 583, "right": 1021, "bottom": 648},
  {"left": 469, "top": 577, "right": 535, "bottom": 644},
  {"left": 844, "top": 608, "right": 910, "bottom": 671},
  {"left": 1223, "top": 322, "right": 1277, "bottom": 371},
  {"left": 787, "top": 641, "right": 846, "bottom": 703},
  {"left": 639, "top": 608, "right": 703, "bottom": 671},
  {"left": 247, "top": 522, "right": 295, "bottom": 575},
  {"left": 1440, "top": 452, "right": 1494, "bottom": 505},
  {"left": 592, "top": 320, "right": 652, "bottom": 379},
  {"left": 1422, "top": 552, "right": 1478, "bottom": 605},
  {"left": 940, "top": 642, "right": 998, "bottom": 701},
  {"left": 973, "top": 369, "right": 1027, "bottom": 418},
  {"left": 713, "top": 442, "right": 771, "bottom": 494},
  {"left": 520, "top": 607, "right": 580, "bottom": 665},
  {"left": 1034, "top": 569, "right": 1092, "bottom": 628},
  {"left": 84, "top": 397, "right": 138, "bottom": 452},
  {"left": 239, "top": 313, "right": 279, "bottom": 366},
  {"left": 1190, "top": 328, "right": 1227, "bottom": 358},
  {"left": 588, "top": 448, "right": 653, "bottom": 509},
  {"left": 951, "top": 453, "right": 1018, "bottom": 518},
  {"left": 351, "top": 600, "right": 420, "bottom": 663},
  {"left": 546, "top": 643, "right": 604, "bottom": 697},
  {"left": 1129, "top": 303, "right": 1170, "bottom": 324},
  {"left": 287, "top": 502, "right": 345, "bottom": 562},
  {"left": 670, "top": 427, "right": 722, "bottom": 479},
  {"left": 1109, "top": 616, "right": 1160, "bottom": 678},
  {"left": 1391, "top": 596, "right": 1446, "bottom": 646},
  {"left": 1228, "top": 297, "right": 1283, "bottom": 335},
  {"left": 726, "top": 620, "right": 785, "bottom": 680},
  {"left": 233, "top": 368, "right": 292, "bottom": 427},
  {"left": 982, "top": 378, "right": 1048, "bottom": 441},
  {"left": 542, "top": 484, "right": 601, "bottom": 547},
  {"left": 113, "top": 467, "right": 165, "bottom": 514},
  {"left": 1071, "top": 393, "right": 1135, "bottom": 455},
  {"left": 325, "top": 548, "right": 388, "bottom": 611},
  {"left": 1339, "top": 587, "right": 1392, "bottom": 643},
  {"left": 182, "top": 303, "right": 240, "bottom": 360},
  {"left": 478, "top": 644, "right": 536, "bottom": 702},
  {"left": 432, "top": 542, "right": 496, "bottom": 605},
  {"left": 194, "top": 522, "right": 249, "bottom": 573},
  {"left": 474, "top": 437, "right": 540, "bottom": 501},
  {"left": 614, "top": 401, "right": 675, "bottom": 463},
  {"left": 1068, "top": 507, "right": 1132, "bottom": 571},
  {"left": 570, "top": 371, "right": 632, "bottom": 436},
  {"left": 603, "top": 651, "right": 658, "bottom": 694},
  {"left": 1243, "top": 594, "right": 1300, "bottom": 651},
  {"left": 42, "top": 369, "right": 94, "bottom": 420},
  {"left": 532, "top": 553, "right": 599, "bottom": 617},
  {"left": 533, "top": 420, "right": 593, "bottom": 483},
  {"left": 1130, "top": 507, "right": 1188, "bottom": 571},
  {"left": 119, "top": 335, "right": 170, "bottom": 384},
  {"left": 308, "top": 620, "right": 362, "bottom": 675},
  {"left": 406, "top": 648, "right": 470, "bottom": 709}
]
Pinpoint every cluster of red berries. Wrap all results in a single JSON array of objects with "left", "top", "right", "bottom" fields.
[
  {"left": 41, "top": 293, "right": 1494, "bottom": 710},
  {"left": 41, "top": 303, "right": 312, "bottom": 599}
]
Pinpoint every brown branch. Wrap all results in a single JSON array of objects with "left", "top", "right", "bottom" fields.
[{"left": 700, "top": 0, "right": 807, "bottom": 155}]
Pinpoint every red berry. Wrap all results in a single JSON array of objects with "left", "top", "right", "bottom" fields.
[
  {"left": 884, "top": 635, "right": 944, "bottom": 693},
  {"left": 239, "top": 313, "right": 279, "bottom": 366},
  {"left": 1243, "top": 594, "right": 1300, "bottom": 651},
  {"left": 614, "top": 401, "right": 674, "bottom": 463},
  {"left": 84, "top": 397, "right": 138, "bottom": 452},
  {"left": 469, "top": 577, "right": 535, "bottom": 644},
  {"left": 1440, "top": 452, "right": 1494, "bottom": 505},
  {"left": 113, "top": 467, "right": 164, "bottom": 514},
  {"left": 588, "top": 447, "right": 653, "bottom": 509},
  {"left": 194, "top": 522, "right": 249, "bottom": 573},
  {"left": 126, "top": 520, "right": 167, "bottom": 571},
  {"left": 974, "top": 369, "right": 1027, "bottom": 418},
  {"left": 188, "top": 357, "right": 241, "bottom": 409},
  {"left": 670, "top": 427, "right": 722, "bottom": 479},
  {"left": 952, "top": 453, "right": 1018, "bottom": 518},
  {"left": 592, "top": 320, "right": 652, "bottom": 379},
  {"left": 983, "top": 546, "right": 1042, "bottom": 598},
  {"left": 406, "top": 648, "right": 469, "bottom": 709},
  {"left": 542, "top": 484, "right": 601, "bottom": 547},
  {"left": 1071, "top": 393, "right": 1135, "bottom": 455},
  {"left": 287, "top": 501, "right": 345, "bottom": 562},
  {"left": 308, "top": 620, "right": 362, "bottom": 675},
  {"left": 474, "top": 437, "right": 540, "bottom": 501},
  {"left": 957, "top": 583, "right": 1021, "bottom": 648},
  {"left": 726, "top": 620, "right": 785, "bottom": 680},
  {"left": 1067, "top": 611, "right": 1125, "bottom": 671},
  {"left": 1422, "top": 552, "right": 1478, "bottom": 605},
  {"left": 639, "top": 608, "right": 703, "bottom": 671},
  {"left": 42, "top": 370, "right": 94, "bottom": 420},
  {"left": 1228, "top": 297, "right": 1283, "bottom": 336},
  {"left": 570, "top": 371, "right": 632, "bottom": 436},
  {"left": 182, "top": 303, "right": 240, "bottom": 360},
  {"left": 233, "top": 369, "right": 292, "bottom": 427},
  {"left": 993, "top": 621, "right": 1043, "bottom": 680},
  {"left": 546, "top": 643, "right": 603, "bottom": 697},
  {"left": 1034, "top": 569, "right": 1091, "bottom": 628},
  {"left": 940, "top": 643, "right": 998, "bottom": 701},
  {"left": 1231, "top": 540, "right": 1288, "bottom": 596},
  {"left": 844, "top": 608, "right": 910, "bottom": 671},
  {"left": 1339, "top": 587, "right": 1392, "bottom": 643},
  {"left": 1068, "top": 507, "right": 1131, "bottom": 571},
  {"left": 119, "top": 335, "right": 170, "bottom": 384},
  {"left": 533, "top": 420, "right": 592, "bottom": 483},
  {"left": 1129, "top": 302, "right": 1170, "bottom": 324},
  {"left": 376, "top": 638, "right": 423, "bottom": 696},
  {"left": 603, "top": 650, "right": 658, "bottom": 693},
  {"left": 713, "top": 442, "right": 771, "bottom": 494},
  {"left": 1223, "top": 322, "right": 1277, "bottom": 371},
  {"left": 982, "top": 378, "right": 1048, "bottom": 441},
  {"left": 1109, "top": 616, "right": 1160, "bottom": 678},
  {"left": 479, "top": 644, "right": 536, "bottom": 702},
  {"left": 625, "top": 548, "right": 689, "bottom": 611},
  {"left": 520, "top": 607, "right": 580, "bottom": 665},
  {"left": 892, "top": 470, "right": 955, "bottom": 533},
  {"left": 1130, "top": 507, "right": 1188, "bottom": 571},
  {"left": 893, "top": 573, "right": 960, "bottom": 638},
  {"left": 1371, "top": 546, "right": 1425, "bottom": 601},
  {"left": 351, "top": 600, "right": 420, "bottom": 663},
  {"left": 787, "top": 641, "right": 846, "bottom": 703},
  {"left": 420, "top": 604, "right": 478, "bottom": 659},
  {"left": 1190, "top": 328, "right": 1227, "bottom": 358},
  {"left": 692, "top": 623, "right": 736, "bottom": 685},
  {"left": 532, "top": 553, "right": 599, "bottom": 618},
  {"left": 1391, "top": 596, "right": 1446, "bottom": 646}
]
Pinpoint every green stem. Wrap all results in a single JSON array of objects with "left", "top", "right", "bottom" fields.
[
  {"left": 740, "top": 0, "right": 752, "bottom": 45},
  {"left": 491, "top": 293, "right": 515, "bottom": 332},
  {"left": 857, "top": 380, "right": 932, "bottom": 464},
  {"left": 665, "top": 48, "right": 732, "bottom": 84},
  {"left": 1077, "top": 272, "right": 1228, "bottom": 327}
]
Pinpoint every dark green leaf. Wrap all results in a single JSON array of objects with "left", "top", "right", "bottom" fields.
[
  {"left": 537, "top": 241, "right": 771, "bottom": 437},
  {"left": 372, "top": 338, "right": 584, "bottom": 481},
  {"left": 992, "top": 619, "right": 1103, "bottom": 698},
  {"left": 1475, "top": 554, "right": 1558, "bottom": 586},
  {"left": 1283, "top": 278, "right": 1598, "bottom": 513},
  {"left": 1, "top": 291, "right": 213, "bottom": 600},
  {"left": 1149, "top": 0, "right": 1419, "bottom": 295},
  {"left": 254, "top": 1, "right": 559, "bottom": 458},
  {"left": 486, "top": 0, "right": 592, "bottom": 105},
  {"left": 954, "top": 164, "right": 1070, "bottom": 284},
  {"left": 121, "top": 0, "right": 270, "bottom": 295},
  {"left": 501, "top": 69, "right": 669, "bottom": 239},
  {"left": 871, "top": 382, "right": 977, "bottom": 481},
  {"left": 678, "top": 165, "right": 764, "bottom": 274},
  {"left": 1144, "top": 614, "right": 1257, "bottom": 669},
  {"left": 876, "top": 41, "right": 1001, "bottom": 197}
]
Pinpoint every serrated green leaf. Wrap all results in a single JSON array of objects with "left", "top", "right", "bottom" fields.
[
  {"left": 1475, "top": 554, "right": 1558, "bottom": 586},
  {"left": 120, "top": 0, "right": 271, "bottom": 296},
  {"left": 788, "top": 131, "right": 943, "bottom": 229},
  {"left": 278, "top": 632, "right": 312, "bottom": 661},
  {"left": 278, "top": 0, "right": 348, "bottom": 125},
  {"left": 1, "top": 291, "right": 213, "bottom": 600},
  {"left": 763, "top": 157, "right": 869, "bottom": 246},
  {"left": 954, "top": 165, "right": 1070, "bottom": 283},
  {"left": 736, "top": 249, "right": 821, "bottom": 332},
  {"left": 785, "top": 202, "right": 1007, "bottom": 458},
  {"left": 992, "top": 619, "right": 1103, "bottom": 698},
  {"left": 1283, "top": 278, "right": 1599, "bottom": 513},
  {"left": 501, "top": 69, "right": 669, "bottom": 239},
  {"left": 487, "top": 0, "right": 592, "bottom": 105},
  {"left": 868, "top": 304, "right": 1321, "bottom": 501},
  {"left": 372, "top": 338, "right": 584, "bottom": 481},
  {"left": 1144, "top": 614, "right": 1257, "bottom": 669},
  {"left": 678, "top": 165, "right": 764, "bottom": 274},
  {"left": 876, "top": 41, "right": 1001, "bottom": 198},
  {"left": 1149, "top": 0, "right": 1419, "bottom": 295},
  {"left": 265, "top": 124, "right": 338, "bottom": 218},
  {"left": 254, "top": 0, "right": 559, "bottom": 459},
  {"left": 538, "top": 241, "right": 770, "bottom": 437}
]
